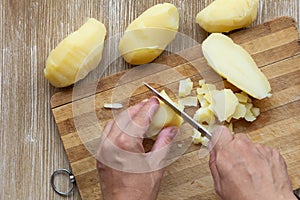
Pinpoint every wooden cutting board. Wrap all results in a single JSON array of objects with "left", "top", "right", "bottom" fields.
[{"left": 51, "top": 17, "right": 300, "bottom": 200}]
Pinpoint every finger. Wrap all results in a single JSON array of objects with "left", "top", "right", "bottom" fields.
[
  {"left": 146, "top": 126, "right": 179, "bottom": 170},
  {"left": 209, "top": 148, "right": 221, "bottom": 192},
  {"left": 124, "top": 97, "right": 160, "bottom": 138},
  {"left": 234, "top": 133, "right": 250, "bottom": 142},
  {"left": 112, "top": 100, "right": 147, "bottom": 136},
  {"left": 209, "top": 126, "right": 233, "bottom": 151},
  {"left": 104, "top": 100, "right": 147, "bottom": 152},
  {"left": 101, "top": 120, "right": 114, "bottom": 137},
  {"left": 151, "top": 126, "right": 178, "bottom": 152}
]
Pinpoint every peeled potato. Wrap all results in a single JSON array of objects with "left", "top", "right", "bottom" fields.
[
  {"left": 44, "top": 18, "right": 106, "bottom": 87},
  {"left": 202, "top": 33, "right": 271, "bottom": 99},
  {"left": 145, "top": 90, "right": 183, "bottom": 137},
  {"left": 119, "top": 3, "right": 179, "bottom": 65},
  {"left": 196, "top": 0, "right": 258, "bottom": 33}
]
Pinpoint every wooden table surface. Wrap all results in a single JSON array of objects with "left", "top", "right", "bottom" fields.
[{"left": 1, "top": 0, "right": 299, "bottom": 199}]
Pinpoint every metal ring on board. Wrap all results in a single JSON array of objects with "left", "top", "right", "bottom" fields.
[{"left": 51, "top": 169, "right": 76, "bottom": 196}]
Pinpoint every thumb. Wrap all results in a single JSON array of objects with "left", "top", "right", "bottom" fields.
[{"left": 151, "top": 126, "right": 178, "bottom": 152}]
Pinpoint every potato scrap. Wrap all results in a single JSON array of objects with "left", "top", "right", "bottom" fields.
[{"left": 179, "top": 78, "right": 193, "bottom": 97}]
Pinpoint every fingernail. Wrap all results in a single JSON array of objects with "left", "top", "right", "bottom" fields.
[
  {"left": 169, "top": 127, "right": 179, "bottom": 139},
  {"left": 142, "top": 98, "right": 149, "bottom": 102}
]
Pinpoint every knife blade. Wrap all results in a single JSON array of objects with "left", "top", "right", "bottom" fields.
[{"left": 143, "top": 82, "right": 212, "bottom": 140}]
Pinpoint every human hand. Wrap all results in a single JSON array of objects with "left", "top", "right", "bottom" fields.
[
  {"left": 209, "top": 126, "right": 297, "bottom": 200},
  {"left": 96, "top": 97, "right": 179, "bottom": 200}
]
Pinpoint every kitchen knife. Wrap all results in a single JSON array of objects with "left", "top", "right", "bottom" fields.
[{"left": 143, "top": 82, "right": 212, "bottom": 140}]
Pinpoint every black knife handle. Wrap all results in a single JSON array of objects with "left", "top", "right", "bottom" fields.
[{"left": 294, "top": 188, "right": 300, "bottom": 200}]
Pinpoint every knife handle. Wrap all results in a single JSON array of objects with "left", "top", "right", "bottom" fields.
[{"left": 294, "top": 188, "right": 300, "bottom": 200}]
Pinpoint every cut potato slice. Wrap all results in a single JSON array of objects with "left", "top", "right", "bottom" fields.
[
  {"left": 44, "top": 18, "right": 106, "bottom": 87},
  {"left": 202, "top": 33, "right": 271, "bottom": 99},
  {"left": 210, "top": 89, "right": 239, "bottom": 122},
  {"left": 179, "top": 96, "right": 198, "bottom": 107},
  {"left": 232, "top": 103, "right": 247, "bottom": 119},
  {"left": 196, "top": 0, "right": 258, "bottom": 33},
  {"left": 119, "top": 3, "right": 179, "bottom": 65}
]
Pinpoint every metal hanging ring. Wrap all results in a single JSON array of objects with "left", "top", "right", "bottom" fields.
[{"left": 51, "top": 169, "right": 76, "bottom": 196}]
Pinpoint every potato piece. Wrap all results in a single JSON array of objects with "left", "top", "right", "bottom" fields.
[
  {"left": 179, "top": 96, "right": 198, "bottom": 107},
  {"left": 119, "top": 3, "right": 179, "bottom": 65},
  {"left": 235, "top": 92, "right": 249, "bottom": 103},
  {"left": 210, "top": 89, "right": 239, "bottom": 122},
  {"left": 179, "top": 78, "right": 193, "bottom": 97},
  {"left": 251, "top": 107, "right": 260, "bottom": 117},
  {"left": 44, "top": 18, "right": 106, "bottom": 87},
  {"left": 197, "top": 95, "right": 210, "bottom": 108},
  {"left": 196, "top": 0, "right": 258, "bottom": 33},
  {"left": 192, "top": 129, "right": 210, "bottom": 146},
  {"left": 232, "top": 103, "right": 247, "bottom": 119},
  {"left": 245, "top": 110, "right": 256, "bottom": 122},
  {"left": 199, "top": 79, "right": 206, "bottom": 86},
  {"left": 145, "top": 90, "right": 183, "bottom": 137},
  {"left": 202, "top": 33, "right": 271, "bottom": 99},
  {"left": 193, "top": 107, "right": 215, "bottom": 125}
]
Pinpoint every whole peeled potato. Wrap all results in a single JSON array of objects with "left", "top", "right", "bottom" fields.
[
  {"left": 119, "top": 3, "right": 179, "bottom": 65},
  {"left": 196, "top": 0, "right": 258, "bottom": 33}
]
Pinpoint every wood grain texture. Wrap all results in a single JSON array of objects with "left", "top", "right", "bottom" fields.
[
  {"left": 51, "top": 17, "right": 300, "bottom": 200},
  {"left": 0, "top": 0, "right": 299, "bottom": 199}
]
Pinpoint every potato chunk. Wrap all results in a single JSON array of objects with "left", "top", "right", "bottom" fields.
[
  {"left": 196, "top": 0, "right": 258, "bottom": 33},
  {"left": 119, "top": 3, "right": 179, "bottom": 65},
  {"left": 44, "top": 18, "right": 106, "bottom": 87},
  {"left": 210, "top": 89, "right": 239, "bottom": 122},
  {"left": 202, "top": 33, "right": 271, "bottom": 99},
  {"left": 145, "top": 90, "right": 183, "bottom": 137}
]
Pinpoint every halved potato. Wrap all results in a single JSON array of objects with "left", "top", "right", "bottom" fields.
[{"left": 202, "top": 33, "right": 271, "bottom": 99}]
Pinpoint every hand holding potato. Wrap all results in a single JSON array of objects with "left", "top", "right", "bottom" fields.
[{"left": 96, "top": 98, "right": 179, "bottom": 200}]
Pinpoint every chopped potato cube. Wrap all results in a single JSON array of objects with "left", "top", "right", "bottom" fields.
[
  {"left": 210, "top": 89, "right": 239, "bottom": 122},
  {"left": 232, "top": 103, "right": 247, "bottom": 119},
  {"left": 251, "top": 107, "right": 260, "bottom": 117},
  {"left": 179, "top": 96, "right": 198, "bottom": 107},
  {"left": 179, "top": 78, "right": 193, "bottom": 97},
  {"left": 235, "top": 92, "right": 249, "bottom": 103},
  {"left": 194, "top": 107, "right": 216, "bottom": 125}
]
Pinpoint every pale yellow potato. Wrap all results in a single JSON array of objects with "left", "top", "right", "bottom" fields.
[
  {"left": 232, "top": 103, "right": 247, "bottom": 119},
  {"left": 145, "top": 90, "right": 183, "bottom": 137},
  {"left": 196, "top": 0, "right": 258, "bottom": 33},
  {"left": 210, "top": 89, "right": 239, "bottom": 122},
  {"left": 44, "top": 18, "right": 106, "bottom": 87},
  {"left": 119, "top": 3, "right": 179, "bottom": 65},
  {"left": 179, "top": 96, "right": 198, "bottom": 107},
  {"left": 202, "top": 33, "right": 271, "bottom": 99},
  {"left": 193, "top": 107, "right": 215, "bottom": 125},
  {"left": 179, "top": 78, "right": 193, "bottom": 97}
]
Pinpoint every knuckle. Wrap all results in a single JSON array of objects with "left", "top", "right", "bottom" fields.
[{"left": 114, "top": 134, "right": 133, "bottom": 150}]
